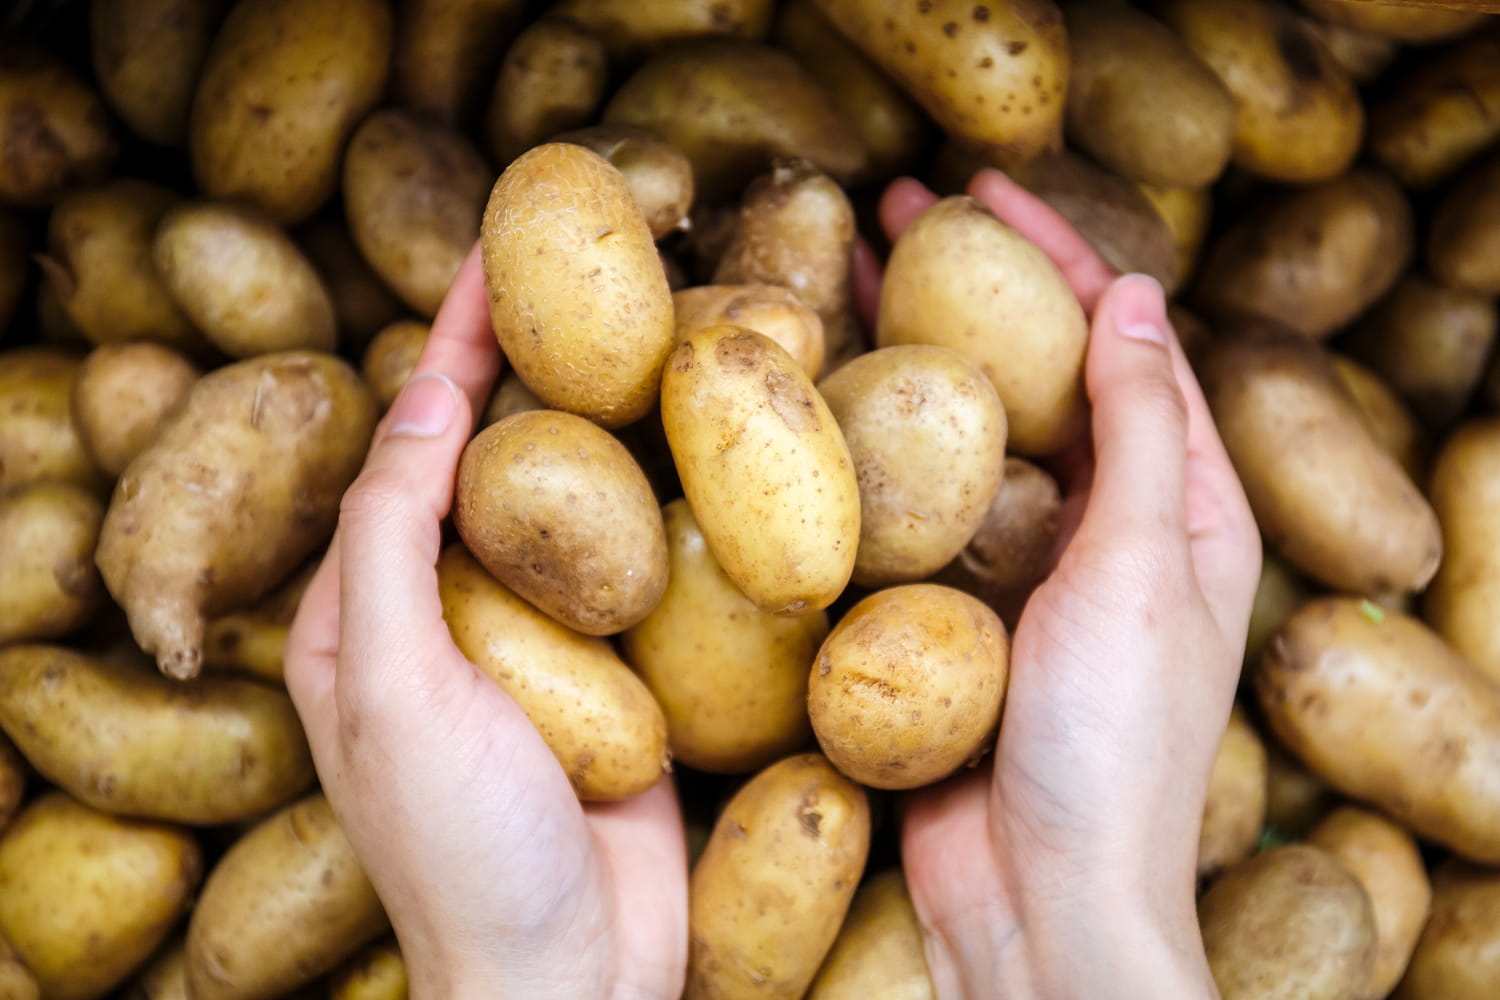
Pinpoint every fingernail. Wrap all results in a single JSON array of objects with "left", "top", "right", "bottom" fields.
[
  {"left": 388, "top": 373, "right": 460, "bottom": 438},
  {"left": 1113, "top": 274, "right": 1168, "bottom": 345}
]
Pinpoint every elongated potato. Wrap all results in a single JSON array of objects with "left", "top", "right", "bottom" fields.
[
  {"left": 190, "top": 0, "right": 392, "bottom": 224},
  {"left": 187, "top": 795, "right": 387, "bottom": 1000},
  {"left": 0, "top": 347, "right": 102, "bottom": 492},
  {"left": 554, "top": 125, "right": 695, "bottom": 241},
  {"left": 481, "top": 142, "right": 674, "bottom": 428},
  {"left": 688, "top": 754, "right": 870, "bottom": 999},
  {"left": 0, "top": 793, "right": 201, "bottom": 1000},
  {"left": 72, "top": 342, "right": 200, "bottom": 477},
  {"left": 1426, "top": 419, "right": 1500, "bottom": 686},
  {"left": 1298, "top": 0, "right": 1486, "bottom": 43},
  {"left": 1330, "top": 355, "right": 1425, "bottom": 482},
  {"left": 484, "top": 19, "right": 608, "bottom": 166},
  {"left": 1201, "top": 327, "right": 1440, "bottom": 595},
  {"left": 879, "top": 195, "right": 1087, "bottom": 456},
  {"left": 91, "top": 0, "right": 224, "bottom": 146},
  {"left": 1198, "top": 706, "right": 1268, "bottom": 879},
  {"left": 329, "top": 940, "right": 406, "bottom": 1000},
  {"left": 808, "top": 870, "right": 933, "bottom": 1000},
  {"left": 361, "top": 321, "right": 429, "bottom": 409},
  {"left": 0, "top": 483, "right": 102, "bottom": 646},
  {"left": 0, "top": 45, "right": 116, "bottom": 206},
  {"left": 661, "top": 327, "right": 859, "bottom": 615},
  {"left": 1430, "top": 153, "right": 1500, "bottom": 296},
  {"left": 438, "top": 545, "right": 669, "bottom": 799},
  {"left": 96, "top": 352, "right": 376, "bottom": 679},
  {"left": 554, "top": 0, "right": 773, "bottom": 61},
  {"left": 298, "top": 218, "right": 405, "bottom": 351},
  {"left": 393, "top": 0, "right": 524, "bottom": 123},
  {"left": 673, "top": 285, "right": 824, "bottom": 379},
  {"left": 1396, "top": 862, "right": 1500, "bottom": 1000}
]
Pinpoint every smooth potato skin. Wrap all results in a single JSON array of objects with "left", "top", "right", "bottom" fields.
[
  {"left": 0, "top": 484, "right": 102, "bottom": 646},
  {"left": 555, "top": 125, "right": 695, "bottom": 241},
  {"left": 482, "top": 143, "right": 675, "bottom": 428},
  {"left": 1264, "top": 739, "right": 1332, "bottom": 837},
  {"left": 0, "top": 348, "right": 102, "bottom": 492},
  {"left": 1197, "top": 706, "right": 1267, "bottom": 879},
  {"left": 437, "top": 545, "right": 669, "bottom": 800},
  {"left": 125, "top": 938, "right": 187, "bottom": 1000},
  {"left": 1425, "top": 419, "right": 1500, "bottom": 685},
  {"left": 91, "top": 0, "right": 224, "bottom": 145},
  {"left": 393, "top": 0, "right": 524, "bottom": 123},
  {"left": 361, "top": 321, "right": 429, "bottom": 410},
  {"left": 1330, "top": 356, "right": 1426, "bottom": 482},
  {"left": 673, "top": 285, "right": 824, "bottom": 380},
  {"left": 329, "top": 940, "right": 407, "bottom": 1000},
  {"left": 481, "top": 372, "right": 545, "bottom": 426},
  {"left": 186, "top": 796, "right": 387, "bottom": 1000},
  {"left": 687, "top": 754, "right": 870, "bottom": 1000},
  {"left": 190, "top": 0, "right": 392, "bottom": 225},
  {"left": 1257, "top": 598, "right": 1500, "bottom": 863},
  {"left": 1396, "top": 862, "right": 1500, "bottom": 1000},
  {"left": 808, "top": 870, "right": 933, "bottom": 1000},
  {"left": 72, "top": 342, "right": 200, "bottom": 477},
  {"left": 0, "top": 46, "right": 116, "bottom": 206},
  {"left": 485, "top": 19, "right": 607, "bottom": 166},
  {"left": 0, "top": 793, "right": 201, "bottom": 1000},
  {"left": 1430, "top": 154, "right": 1500, "bottom": 296},
  {"left": 661, "top": 328, "right": 860, "bottom": 616},
  {"left": 96, "top": 351, "right": 376, "bottom": 680}
]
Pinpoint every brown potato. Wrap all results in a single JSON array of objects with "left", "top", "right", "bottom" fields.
[
  {"left": 1396, "top": 861, "right": 1500, "bottom": 1000},
  {"left": 1201, "top": 326, "right": 1440, "bottom": 595},
  {"left": 0, "top": 737, "right": 23, "bottom": 834},
  {"left": 361, "top": 321, "right": 429, "bottom": 410},
  {"left": 0, "top": 931, "right": 38, "bottom": 1000},
  {"left": 819, "top": 346, "right": 1006, "bottom": 586},
  {"left": 1298, "top": 0, "right": 1486, "bottom": 43},
  {"left": 0, "top": 44, "right": 116, "bottom": 206},
  {"left": 0, "top": 211, "right": 24, "bottom": 337},
  {"left": 1200, "top": 845, "right": 1376, "bottom": 1000},
  {"left": 1308, "top": 807, "right": 1431, "bottom": 999},
  {"left": 480, "top": 371, "right": 545, "bottom": 427},
  {"left": 91, "top": 0, "right": 224, "bottom": 146},
  {"left": 1198, "top": 706, "right": 1268, "bottom": 879},
  {"left": 1139, "top": 183, "right": 1211, "bottom": 290},
  {"left": 96, "top": 351, "right": 376, "bottom": 679},
  {"left": 72, "top": 342, "right": 200, "bottom": 477},
  {"left": 124, "top": 937, "right": 187, "bottom": 1000},
  {"left": 481, "top": 142, "right": 675, "bottom": 428},
  {"left": 484, "top": 18, "right": 607, "bottom": 166},
  {"left": 0, "top": 347, "right": 103, "bottom": 492},
  {"left": 1331, "top": 355, "right": 1427, "bottom": 481},
  {"left": 1264, "top": 738, "right": 1333, "bottom": 838},
  {"left": 187, "top": 795, "right": 387, "bottom": 1000},
  {"left": 0, "top": 793, "right": 201, "bottom": 1000},
  {"left": 1425, "top": 419, "right": 1500, "bottom": 686},
  {"left": 688, "top": 753, "right": 870, "bottom": 999},
  {"left": 298, "top": 218, "right": 405, "bottom": 351},
  {"left": 1168, "top": 304, "right": 1213, "bottom": 369},
  {"left": 1429, "top": 153, "right": 1500, "bottom": 296},
  {"left": 554, "top": 125, "right": 695, "bottom": 241},
  {"left": 673, "top": 285, "right": 824, "bottom": 379},
  {"left": 329, "top": 940, "right": 406, "bottom": 1000},
  {"left": 344, "top": 110, "right": 490, "bottom": 318},
  {"left": 808, "top": 869, "right": 934, "bottom": 1000},
  {"left": 0, "top": 483, "right": 102, "bottom": 646},
  {"left": 393, "top": 0, "right": 524, "bottom": 124},
  {"left": 201, "top": 561, "right": 315, "bottom": 685},
  {"left": 1305, "top": 19, "right": 1397, "bottom": 84},
  {"left": 190, "top": 0, "right": 392, "bottom": 224}
]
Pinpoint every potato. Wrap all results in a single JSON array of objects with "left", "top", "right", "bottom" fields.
[
  {"left": 96, "top": 351, "right": 376, "bottom": 679},
  {"left": 1264, "top": 739, "right": 1332, "bottom": 837},
  {"left": 39, "top": 179, "right": 201, "bottom": 352},
  {"left": 661, "top": 327, "right": 860, "bottom": 615},
  {"left": 1198, "top": 706, "right": 1268, "bottom": 879},
  {"left": 1305, "top": 19, "right": 1396, "bottom": 85},
  {"left": 1298, "top": 0, "right": 1486, "bottom": 43},
  {"left": 1258, "top": 597, "right": 1500, "bottom": 862},
  {"left": 1201, "top": 326, "right": 1440, "bottom": 595},
  {"left": 125, "top": 938, "right": 187, "bottom": 1000},
  {"left": 91, "top": 0, "right": 223, "bottom": 146},
  {"left": 1244, "top": 551, "right": 1312, "bottom": 669},
  {"left": 484, "top": 19, "right": 608, "bottom": 166},
  {"left": 1367, "top": 31, "right": 1500, "bottom": 190},
  {"left": 454, "top": 410, "right": 668, "bottom": 634},
  {"left": 1331, "top": 355, "right": 1426, "bottom": 481},
  {"left": 329, "top": 941, "right": 406, "bottom": 1000},
  {"left": 154, "top": 202, "right": 337, "bottom": 358},
  {"left": 481, "top": 142, "right": 675, "bottom": 428},
  {"left": 1396, "top": 861, "right": 1500, "bottom": 1000},
  {"left": 0, "top": 932, "right": 37, "bottom": 1000},
  {"left": 808, "top": 869, "right": 933, "bottom": 1000},
  {"left": 674, "top": 285, "right": 824, "bottom": 380},
  {"left": 554, "top": 125, "right": 694, "bottom": 241},
  {"left": 0, "top": 483, "right": 103, "bottom": 646},
  {"left": 393, "top": 0, "right": 524, "bottom": 124},
  {"left": 0, "top": 644, "right": 314, "bottom": 825},
  {"left": 72, "top": 342, "right": 200, "bottom": 477},
  {"left": 1196, "top": 171, "right": 1412, "bottom": 341},
  {"left": 1425, "top": 419, "right": 1500, "bottom": 686},
  {"left": 819, "top": 346, "right": 1005, "bottom": 586},
  {"left": 1168, "top": 304, "right": 1213, "bottom": 369},
  {"left": 1200, "top": 845, "right": 1376, "bottom": 1000},
  {"left": 0, "top": 793, "right": 201, "bottom": 1000},
  {"left": 1429, "top": 153, "right": 1500, "bottom": 296},
  {"left": 344, "top": 111, "right": 489, "bottom": 319},
  {"left": 622, "top": 500, "right": 823, "bottom": 773},
  {"left": 687, "top": 753, "right": 869, "bottom": 999},
  {"left": 0, "top": 45, "right": 116, "bottom": 206},
  {"left": 603, "top": 40, "right": 866, "bottom": 199},
  {"left": 187, "top": 795, "right": 387, "bottom": 1000},
  {"left": 879, "top": 195, "right": 1088, "bottom": 457},
  {"left": 481, "top": 371, "right": 545, "bottom": 427},
  {"left": 1139, "top": 183, "right": 1211, "bottom": 290},
  {"left": 1158, "top": 0, "right": 1362, "bottom": 183},
  {"left": 190, "top": 0, "right": 392, "bottom": 225},
  {"left": 809, "top": 585, "right": 1007, "bottom": 789},
  {"left": 360, "top": 321, "right": 429, "bottom": 410},
  {"left": 1307, "top": 807, "right": 1431, "bottom": 999},
  {"left": 298, "top": 218, "right": 405, "bottom": 351},
  {"left": 0, "top": 737, "right": 22, "bottom": 834},
  {"left": 0, "top": 211, "right": 24, "bottom": 337},
  {"left": 438, "top": 544, "right": 669, "bottom": 799},
  {"left": 552, "top": 0, "right": 773, "bottom": 62},
  {"left": 0, "top": 348, "right": 102, "bottom": 492},
  {"left": 202, "top": 562, "right": 315, "bottom": 684}
]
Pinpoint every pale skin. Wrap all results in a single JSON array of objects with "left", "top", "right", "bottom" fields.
[{"left": 286, "top": 169, "right": 1259, "bottom": 998}]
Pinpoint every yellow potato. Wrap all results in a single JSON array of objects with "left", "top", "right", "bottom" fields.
[
  {"left": 481, "top": 142, "right": 675, "bottom": 428},
  {"left": 1198, "top": 706, "right": 1268, "bottom": 879},
  {"left": 673, "top": 285, "right": 824, "bottom": 379},
  {"left": 1429, "top": 153, "right": 1500, "bottom": 296},
  {"left": 1258, "top": 597, "right": 1500, "bottom": 863},
  {"left": 1307, "top": 19, "right": 1397, "bottom": 85},
  {"left": 0, "top": 45, "right": 116, "bottom": 206},
  {"left": 554, "top": 125, "right": 695, "bottom": 241},
  {"left": 0, "top": 483, "right": 102, "bottom": 646},
  {"left": 0, "top": 793, "right": 201, "bottom": 1000},
  {"left": 661, "top": 327, "right": 860, "bottom": 615},
  {"left": 90, "top": 0, "right": 223, "bottom": 146},
  {"left": 0, "top": 931, "right": 38, "bottom": 1000},
  {"left": 1298, "top": 0, "right": 1487, "bottom": 43},
  {"left": 438, "top": 544, "right": 670, "bottom": 799},
  {"left": 72, "top": 342, "right": 200, "bottom": 477},
  {"left": 1138, "top": 183, "right": 1211, "bottom": 290},
  {"left": 393, "top": 0, "right": 524, "bottom": 124},
  {"left": 1331, "top": 355, "right": 1426, "bottom": 482},
  {"left": 124, "top": 937, "right": 187, "bottom": 1000},
  {"left": 329, "top": 940, "right": 407, "bottom": 1000},
  {"left": 1396, "top": 861, "right": 1500, "bottom": 1000},
  {"left": 361, "top": 321, "right": 429, "bottom": 410},
  {"left": 687, "top": 753, "right": 870, "bottom": 999},
  {"left": 186, "top": 795, "right": 388, "bottom": 1000},
  {"left": 481, "top": 371, "right": 545, "bottom": 427},
  {"left": 819, "top": 346, "right": 1005, "bottom": 586},
  {"left": 190, "top": 0, "right": 392, "bottom": 224},
  {"left": 298, "top": 218, "right": 405, "bottom": 352},
  {"left": 878, "top": 194, "right": 1088, "bottom": 456},
  {"left": 808, "top": 869, "right": 934, "bottom": 1000},
  {"left": 344, "top": 110, "right": 490, "bottom": 318},
  {"left": 1308, "top": 807, "right": 1431, "bottom": 999},
  {"left": 0, "top": 347, "right": 102, "bottom": 492},
  {"left": 0, "top": 737, "right": 23, "bottom": 834},
  {"left": 1264, "top": 738, "right": 1332, "bottom": 838},
  {"left": 1426, "top": 419, "right": 1500, "bottom": 686},
  {"left": 552, "top": 0, "right": 773, "bottom": 62},
  {"left": 202, "top": 561, "right": 315, "bottom": 685},
  {"left": 484, "top": 18, "right": 607, "bottom": 166},
  {"left": 0, "top": 211, "right": 24, "bottom": 337}
]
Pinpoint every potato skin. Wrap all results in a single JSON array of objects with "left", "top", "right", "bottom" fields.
[
  {"left": 1200, "top": 845, "right": 1376, "bottom": 1000},
  {"left": 485, "top": 19, "right": 608, "bottom": 166},
  {"left": 553, "top": 0, "right": 773, "bottom": 61},
  {"left": 186, "top": 795, "right": 387, "bottom": 1000},
  {"left": 687, "top": 753, "right": 870, "bottom": 1000},
  {"left": 1264, "top": 738, "right": 1332, "bottom": 838},
  {"left": 481, "top": 371, "right": 545, "bottom": 426},
  {"left": 96, "top": 351, "right": 376, "bottom": 679},
  {"left": 1430, "top": 153, "right": 1500, "bottom": 296},
  {"left": 437, "top": 544, "right": 670, "bottom": 799},
  {"left": 0, "top": 348, "right": 103, "bottom": 492},
  {"left": 297, "top": 219, "right": 405, "bottom": 352},
  {"left": 0, "top": 483, "right": 102, "bottom": 646},
  {"left": 393, "top": 0, "right": 524, "bottom": 124},
  {"left": 1330, "top": 355, "right": 1425, "bottom": 483},
  {"left": 1139, "top": 183, "right": 1211, "bottom": 289},
  {"left": 1198, "top": 706, "right": 1268, "bottom": 879},
  {"left": 361, "top": 321, "right": 429, "bottom": 410},
  {"left": 190, "top": 0, "right": 392, "bottom": 224},
  {"left": 482, "top": 142, "right": 675, "bottom": 428},
  {"left": 0, "top": 793, "right": 201, "bottom": 1000},
  {"left": 0, "top": 931, "right": 38, "bottom": 1000},
  {"left": 0, "top": 45, "right": 116, "bottom": 206},
  {"left": 1244, "top": 552, "right": 1311, "bottom": 669},
  {"left": 555, "top": 125, "right": 695, "bottom": 241},
  {"left": 91, "top": 0, "right": 224, "bottom": 146},
  {"left": 1257, "top": 597, "right": 1500, "bottom": 863},
  {"left": 808, "top": 869, "right": 934, "bottom": 1000},
  {"left": 661, "top": 327, "right": 860, "bottom": 616},
  {"left": 201, "top": 561, "right": 314, "bottom": 685},
  {"left": 329, "top": 940, "right": 407, "bottom": 1000},
  {"left": 1298, "top": 0, "right": 1486, "bottom": 43},
  {"left": 879, "top": 195, "right": 1088, "bottom": 456},
  {"left": 1396, "top": 862, "right": 1500, "bottom": 1000},
  {"left": 72, "top": 342, "right": 200, "bottom": 477},
  {"left": 674, "top": 285, "right": 824, "bottom": 380},
  {"left": 1307, "top": 19, "right": 1396, "bottom": 85},
  {"left": 1425, "top": 419, "right": 1500, "bottom": 686}
]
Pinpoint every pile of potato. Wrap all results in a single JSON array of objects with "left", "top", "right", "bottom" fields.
[{"left": 2, "top": 0, "right": 1500, "bottom": 997}]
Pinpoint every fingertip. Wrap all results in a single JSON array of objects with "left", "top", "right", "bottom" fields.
[
  {"left": 880, "top": 177, "right": 939, "bottom": 245},
  {"left": 1097, "top": 273, "right": 1170, "bottom": 348}
]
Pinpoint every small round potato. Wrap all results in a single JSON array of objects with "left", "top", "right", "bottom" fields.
[
  {"left": 0, "top": 45, "right": 116, "bottom": 206},
  {"left": 1198, "top": 706, "right": 1268, "bottom": 879},
  {"left": 72, "top": 342, "right": 200, "bottom": 477},
  {"left": 1425, "top": 419, "right": 1500, "bottom": 685},
  {"left": 1330, "top": 356, "right": 1427, "bottom": 482},
  {"left": 554, "top": 125, "right": 694, "bottom": 241},
  {"left": 329, "top": 940, "right": 407, "bottom": 1000},
  {"left": 1397, "top": 862, "right": 1500, "bottom": 1000},
  {"left": 809, "top": 584, "right": 1009, "bottom": 790},
  {"left": 673, "top": 284, "right": 824, "bottom": 379},
  {"left": 808, "top": 869, "right": 934, "bottom": 1000},
  {"left": 485, "top": 18, "right": 607, "bottom": 166},
  {"left": 298, "top": 218, "right": 405, "bottom": 351},
  {"left": 90, "top": 0, "right": 223, "bottom": 146},
  {"left": 0, "top": 484, "right": 103, "bottom": 646},
  {"left": 0, "top": 347, "right": 103, "bottom": 492},
  {"left": 361, "top": 321, "right": 430, "bottom": 410},
  {"left": 1429, "top": 153, "right": 1500, "bottom": 296}
]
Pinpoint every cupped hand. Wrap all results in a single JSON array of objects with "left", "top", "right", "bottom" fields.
[
  {"left": 284, "top": 247, "right": 687, "bottom": 1000},
  {"left": 856, "top": 171, "right": 1260, "bottom": 999}
]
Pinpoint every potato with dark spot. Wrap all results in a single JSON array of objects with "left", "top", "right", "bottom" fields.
[
  {"left": 72, "top": 343, "right": 200, "bottom": 477},
  {"left": 361, "top": 321, "right": 429, "bottom": 410},
  {"left": 484, "top": 18, "right": 607, "bottom": 166},
  {"left": 1397, "top": 861, "right": 1500, "bottom": 1000},
  {"left": 1198, "top": 706, "right": 1267, "bottom": 879},
  {"left": 554, "top": 125, "right": 695, "bottom": 241},
  {"left": 1425, "top": 419, "right": 1500, "bottom": 686},
  {"left": 0, "top": 483, "right": 102, "bottom": 646},
  {"left": 0, "top": 793, "right": 201, "bottom": 1000},
  {"left": 553, "top": 0, "right": 774, "bottom": 63},
  {"left": 0, "top": 45, "right": 116, "bottom": 206},
  {"left": 687, "top": 753, "right": 869, "bottom": 1000},
  {"left": 91, "top": 0, "right": 225, "bottom": 146},
  {"left": 1429, "top": 154, "right": 1500, "bottom": 296},
  {"left": 0, "top": 348, "right": 103, "bottom": 492},
  {"left": 674, "top": 285, "right": 824, "bottom": 379},
  {"left": 329, "top": 940, "right": 406, "bottom": 1000},
  {"left": 1298, "top": 0, "right": 1486, "bottom": 43},
  {"left": 298, "top": 219, "right": 405, "bottom": 352},
  {"left": 1331, "top": 356, "right": 1426, "bottom": 481},
  {"left": 808, "top": 869, "right": 934, "bottom": 1000},
  {"left": 393, "top": 0, "right": 524, "bottom": 124}
]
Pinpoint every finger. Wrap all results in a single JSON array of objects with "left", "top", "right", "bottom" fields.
[
  {"left": 284, "top": 534, "right": 341, "bottom": 765},
  {"left": 879, "top": 177, "right": 939, "bottom": 245},
  {"left": 967, "top": 169, "right": 1118, "bottom": 316},
  {"left": 406, "top": 243, "right": 503, "bottom": 419},
  {"left": 852, "top": 237, "right": 883, "bottom": 333}
]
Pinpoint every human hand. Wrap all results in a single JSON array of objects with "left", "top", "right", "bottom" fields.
[
  {"left": 284, "top": 247, "right": 687, "bottom": 1000},
  {"left": 855, "top": 172, "right": 1260, "bottom": 999}
]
